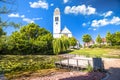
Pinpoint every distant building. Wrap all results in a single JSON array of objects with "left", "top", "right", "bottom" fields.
[
  {"left": 84, "top": 40, "right": 95, "bottom": 47},
  {"left": 101, "top": 38, "right": 107, "bottom": 45},
  {"left": 53, "top": 8, "right": 72, "bottom": 38}
]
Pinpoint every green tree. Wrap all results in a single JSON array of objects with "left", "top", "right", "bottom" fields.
[
  {"left": 69, "top": 37, "right": 77, "bottom": 46},
  {"left": 82, "top": 34, "right": 92, "bottom": 47},
  {"left": 0, "top": 1, "right": 21, "bottom": 29},
  {"left": 106, "top": 32, "right": 113, "bottom": 46},
  {"left": 0, "top": 35, "right": 9, "bottom": 54},
  {"left": 9, "top": 23, "right": 53, "bottom": 54},
  {"left": 0, "top": 27, "right": 6, "bottom": 37},
  {"left": 96, "top": 34, "right": 102, "bottom": 45},
  {"left": 53, "top": 36, "right": 70, "bottom": 55},
  {"left": 114, "top": 31, "right": 120, "bottom": 45},
  {"left": 53, "top": 39, "right": 62, "bottom": 55}
]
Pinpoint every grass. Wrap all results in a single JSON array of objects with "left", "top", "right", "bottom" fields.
[{"left": 69, "top": 48, "right": 120, "bottom": 58}]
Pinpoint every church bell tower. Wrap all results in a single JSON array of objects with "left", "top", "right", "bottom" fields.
[{"left": 53, "top": 8, "right": 61, "bottom": 38}]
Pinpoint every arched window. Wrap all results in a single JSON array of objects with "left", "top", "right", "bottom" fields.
[{"left": 55, "top": 17, "right": 59, "bottom": 21}]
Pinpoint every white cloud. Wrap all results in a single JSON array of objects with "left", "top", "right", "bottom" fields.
[
  {"left": 32, "top": 18, "right": 42, "bottom": 20},
  {"left": 29, "top": 0, "right": 48, "bottom": 9},
  {"left": 64, "top": 5, "right": 96, "bottom": 15},
  {"left": 102, "top": 11, "right": 113, "bottom": 17},
  {"left": 21, "top": 15, "right": 25, "bottom": 18},
  {"left": 50, "top": 3, "right": 54, "bottom": 6},
  {"left": 91, "top": 19, "right": 109, "bottom": 27},
  {"left": 91, "top": 16, "right": 120, "bottom": 27},
  {"left": 22, "top": 17, "right": 42, "bottom": 23},
  {"left": 82, "top": 23, "right": 86, "bottom": 26},
  {"left": 8, "top": 13, "right": 42, "bottom": 23},
  {"left": 63, "top": 0, "right": 69, "bottom": 3},
  {"left": 110, "top": 16, "right": 120, "bottom": 25},
  {"left": 23, "top": 18, "right": 34, "bottom": 23},
  {"left": 8, "top": 13, "right": 20, "bottom": 17}
]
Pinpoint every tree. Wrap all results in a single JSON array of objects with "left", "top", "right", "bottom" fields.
[
  {"left": 53, "top": 39, "right": 62, "bottom": 55},
  {"left": 106, "top": 32, "right": 113, "bottom": 46},
  {"left": 53, "top": 36, "right": 70, "bottom": 55},
  {"left": 9, "top": 23, "right": 53, "bottom": 54},
  {"left": 0, "top": 0, "right": 17, "bottom": 14},
  {"left": 114, "top": 32, "right": 120, "bottom": 45},
  {"left": 96, "top": 34, "right": 102, "bottom": 45},
  {"left": 0, "top": 27, "right": 6, "bottom": 37},
  {"left": 69, "top": 37, "right": 77, "bottom": 46},
  {"left": 0, "top": 35, "right": 10, "bottom": 54},
  {"left": 82, "top": 34, "right": 92, "bottom": 47},
  {"left": 0, "top": 0, "right": 21, "bottom": 28}
]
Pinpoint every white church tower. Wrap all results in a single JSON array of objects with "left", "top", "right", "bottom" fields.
[{"left": 53, "top": 8, "right": 61, "bottom": 38}]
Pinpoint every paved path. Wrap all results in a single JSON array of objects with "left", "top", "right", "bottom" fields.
[
  {"left": 103, "top": 58, "right": 120, "bottom": 80},
  {"left": 0, "top": 74, "right": 5, "bottom": 80}
]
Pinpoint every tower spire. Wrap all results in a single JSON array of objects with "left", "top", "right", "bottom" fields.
[{"left": 53, "top": 8, "right": 61, "bottom": 38}]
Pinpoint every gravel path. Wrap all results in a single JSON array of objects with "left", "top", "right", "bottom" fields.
[{"left": 16, "top": 71, "right": 105, "bottom": 80}]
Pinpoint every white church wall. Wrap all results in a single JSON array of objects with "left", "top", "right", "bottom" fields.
[
  {"left": 68, "top": 34, "right": 72, "bottom": 37},
  {"left": 53, "top": 34, "right": 61, "bottom": 38},
  {"left": 53, "top": 15, "right": 61, "bottom": 34}
]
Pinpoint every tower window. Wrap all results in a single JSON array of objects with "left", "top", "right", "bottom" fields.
[{"left": 55, "top": 17, "right": 59, "bottom": 21}]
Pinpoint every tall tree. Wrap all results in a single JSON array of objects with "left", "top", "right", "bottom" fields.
[
  {"left": 82, "top": 34, "right": 92, "bottom": 47},
  {"left": 69, "top": 37, "right": 77, "bottom": 46},
  {"left": 9, "top": 23, "right": 53, "bottom": 54},
  {"left": 114, "top": 31, "right": 120, "bottom": 45},
  {"left": 96, "top": 34, "right": 102, "bottom": 45},
  {"left": 53, "top": 36, "right": 70, "bottom": 55},
  {"left": 106, "top": 32, "right": 113, "bottom": 46}
]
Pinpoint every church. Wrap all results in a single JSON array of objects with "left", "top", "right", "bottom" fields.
[{"left": 53, "top": 8, "right": 72, "bottom": 38}]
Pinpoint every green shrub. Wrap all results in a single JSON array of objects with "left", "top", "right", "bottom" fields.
[
  {"left": 86, "top": 65, "right": 93, "bottom": 72},
  {"left": 0, "top": 55, "right": 57, "bottom": 74}
]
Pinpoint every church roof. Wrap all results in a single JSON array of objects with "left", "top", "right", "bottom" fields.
[
  {"left": 54, "top": 8, "right": 60, "bottom": 15},
  {"left": 61, "top": 26, "right": 72, "bottom": 34}
]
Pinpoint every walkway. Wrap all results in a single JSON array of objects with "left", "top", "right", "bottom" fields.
[
  {"left": 0, "top": 74, "right": 6, "bottom": 80},
  {"left": 103, "top": 58, "right": 120, "bottom": 80}
]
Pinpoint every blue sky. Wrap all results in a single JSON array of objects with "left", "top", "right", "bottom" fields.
[{"left": 1, "top": 0, "right": 120, "bottom": 44}]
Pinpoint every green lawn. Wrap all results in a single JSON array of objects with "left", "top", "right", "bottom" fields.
[{"left": 69, "top": 48, "right": 120, "bottom": 58}]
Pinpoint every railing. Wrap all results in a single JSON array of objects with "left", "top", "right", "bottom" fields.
[
  {"left": 55, "top": 55, "right": 104, "bottom": 71},
  {"left": 55, "top": 57, "right": 93, "bottom": 70}
]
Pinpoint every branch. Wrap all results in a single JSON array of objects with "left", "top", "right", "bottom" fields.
[{"left": 0, "top": 0, "right": 16, "bottom": 4}]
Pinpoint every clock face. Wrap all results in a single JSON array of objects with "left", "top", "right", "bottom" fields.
[{"left": 56, "top": 22, "right": 58, "bottom": 24}]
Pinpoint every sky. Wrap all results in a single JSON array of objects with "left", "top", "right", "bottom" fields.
[{"left": 1, "top": 0, "right": 120, "bottom": 44}]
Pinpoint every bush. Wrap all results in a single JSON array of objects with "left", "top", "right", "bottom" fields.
[
  {"left": 0, "top": 55, "right": 57, "bottom": 74},
  {"left": 86, "top": 65, "right": 93, "bottom": 72},
  {"left": 100, "top": 45, "right": 120, "bottom": 49}
]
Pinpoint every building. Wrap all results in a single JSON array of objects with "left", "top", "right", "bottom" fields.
[
  {"left": 53, "top": 8, "right": 80, "bottom": 49},
  {"left": 101, "top": 38, "right": 107, "bottom": 45},
  {"left": 84, "top": 40, "right": 95, "bottom": 47},
  {"left": 53, "top": 8, "right": 72, "bottom": 38}
]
